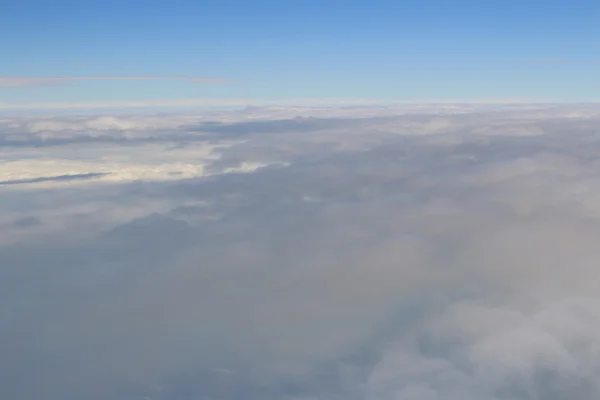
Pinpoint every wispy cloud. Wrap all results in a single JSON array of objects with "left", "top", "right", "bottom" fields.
[
  {"left": 0, "top": 76, "right": 229, "bottom": 88},
  {"left": 0, "top": 98, "right": 567, "bottom": 111}
]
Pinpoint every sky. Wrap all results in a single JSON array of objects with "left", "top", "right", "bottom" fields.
[
  {"left": 3, "top": 1, "right": 600, "bottom": 398},
  {"left": 1, "top": 0, "right": 599, "bottom": 108}
]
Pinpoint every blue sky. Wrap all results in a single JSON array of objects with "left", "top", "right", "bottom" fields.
[{"left": 1, "top": 0, "right": 599, "bottom": 107}]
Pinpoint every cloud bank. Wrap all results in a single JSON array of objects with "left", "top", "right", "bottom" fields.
[{"left": 2, "top": 104, "right": 600, "bottom": 400}]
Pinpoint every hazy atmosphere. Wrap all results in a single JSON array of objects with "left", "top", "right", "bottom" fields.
[
  {"left": 2, "top": 0, "right": 600, "bottom": 399},
  {"left": 3, "top": 105, "right": 600, "bottom": 399}
]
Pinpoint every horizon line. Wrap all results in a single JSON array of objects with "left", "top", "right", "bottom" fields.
[{"left": 1, "top": 97, "right": 596, "bottom": 111}]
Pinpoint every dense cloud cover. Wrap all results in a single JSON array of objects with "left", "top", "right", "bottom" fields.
[{"left": 2, "top": 104, "right": 600, "bottom": 399}]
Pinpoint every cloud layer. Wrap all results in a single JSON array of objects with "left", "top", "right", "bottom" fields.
[{"left": 2, "top": 104, "right": 600, "bottom": 399}]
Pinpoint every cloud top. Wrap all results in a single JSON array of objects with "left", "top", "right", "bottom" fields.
[{"left": 3, "top": 105, "right": 600, "bottom": 399}]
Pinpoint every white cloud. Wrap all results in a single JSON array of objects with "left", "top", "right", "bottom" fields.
[
  {"left": 3, "top": 105, "right": 600, "bottom": 399},
  {"left": 0, "top": 140, "right": 276, "bottom": 188}
]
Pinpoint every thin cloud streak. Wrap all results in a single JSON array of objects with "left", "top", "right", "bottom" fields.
[
  {"left": 0, "top": 98, "right": 569, "bottom": 110},
  {"left": 0, "top": 172, "right": 110, "bottom": 186},
  {"left": 0, "top": 76, "right": 229, "bottom": 88}
]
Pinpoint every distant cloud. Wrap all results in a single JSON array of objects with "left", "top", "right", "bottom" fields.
[
  {"left": 0, "top": 97, "right": 566, "bottom": 111},
  {"left": 0, "top": 75, "right": 229, "bottom": 88}
]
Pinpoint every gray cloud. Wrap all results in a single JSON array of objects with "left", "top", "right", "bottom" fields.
[
  {"left": 3, "top": 105, "right": 600, "bottom": 399},
  {"left": 0, "top": 172, "right": 110, "bottom": 186}
]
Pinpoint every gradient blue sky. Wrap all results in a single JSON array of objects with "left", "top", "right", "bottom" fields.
[{"left": 1, "top": 0, "right": 599, "bottom": 107}]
